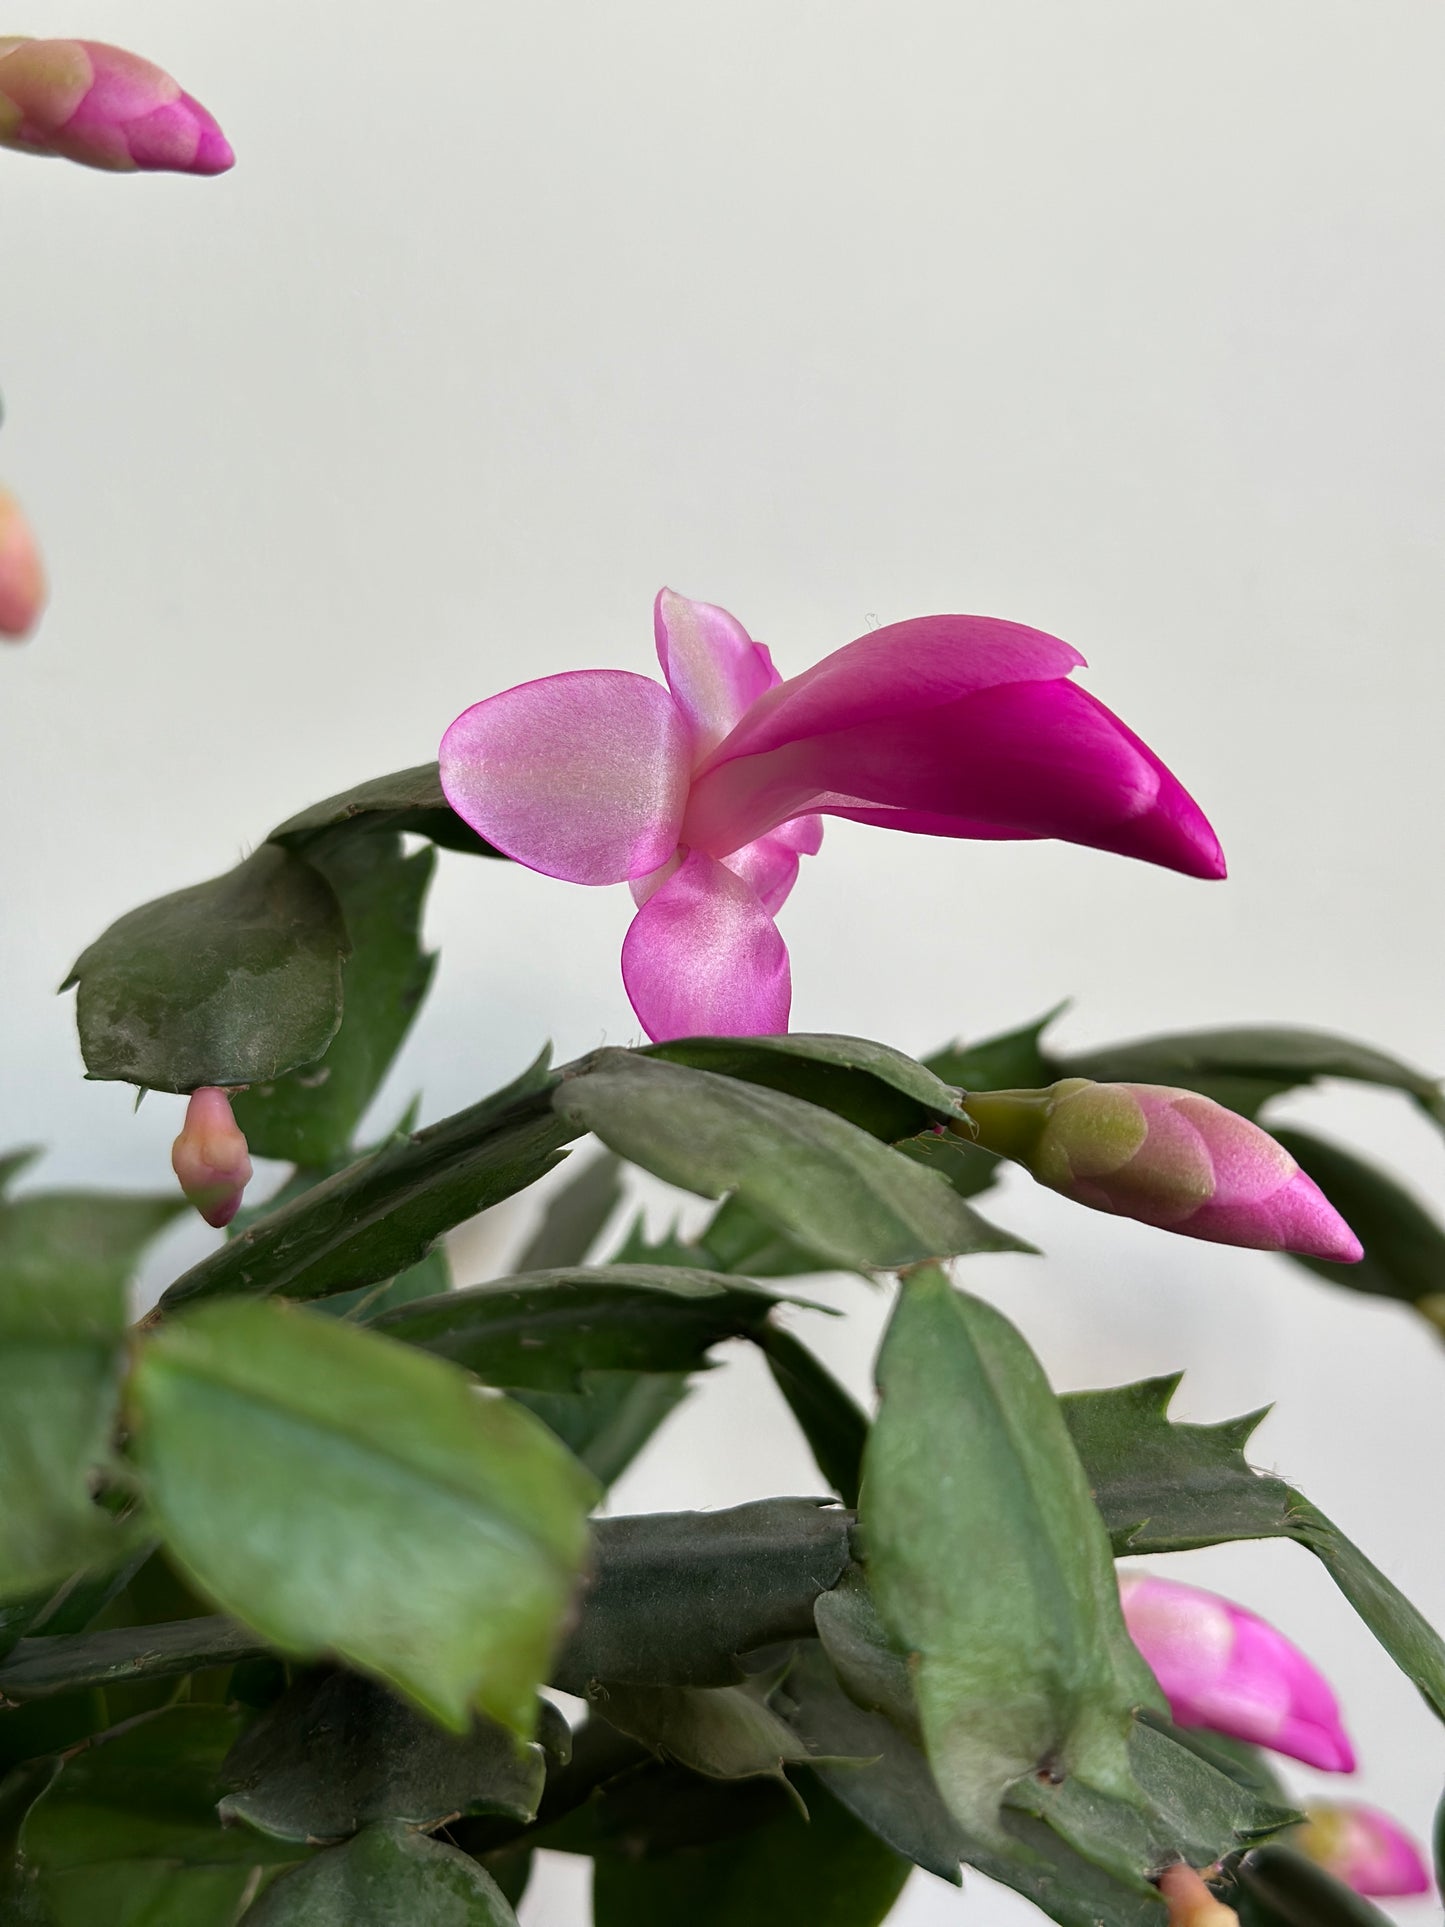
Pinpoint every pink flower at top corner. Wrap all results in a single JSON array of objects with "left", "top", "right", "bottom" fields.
[
  {"left": 439, "top": 590, "right": 1226, "bottom": 1041},
  {"left": 0, "top": 37, "right": 233, "bottom": 175},
  {"left": 1119, "top": 1570, "right": 1356, "bottom": 1774}
]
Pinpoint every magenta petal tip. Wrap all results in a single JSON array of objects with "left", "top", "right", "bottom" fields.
[
  {"left": 1298, "top": 1803, "right": 1433, "bottom": 1897},
  {"left": 1119, "top": 1571, "right": 1356, "bottom": 1774}
]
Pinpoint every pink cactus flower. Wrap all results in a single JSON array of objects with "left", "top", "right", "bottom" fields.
[
  {"left": 1157, "top": 1866, "right": 1238, "bottom": 1926},
  {"left": 0, "top": 486, "right": 45, "bottom": 639},
  {"left": 1119, "top": 1571, "right": 1356, "bottom": 1773},
  {"left": 0, "top": 37, "right": 233, "bottom": 175},
  {"left": 171, "top": 1087, "right": 253, "bottom": 1229},
  {"left": 957, "top": 1078, "right": 1362, "bottom": 1262},
  {"left": 440, "top": 589, "right": 1224, "bottom": 1040},
  {"left": 1295, "top": 1803, "right": 1432, "bottom": 1897}
]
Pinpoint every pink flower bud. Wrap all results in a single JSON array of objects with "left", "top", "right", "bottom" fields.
[
  {"left": 0, "top": 37, "right": 233, "bottom": 175},
  {"left": 1295, "top": 1803, "right": 1431, "bottom": 1897},
  {"left": 958, "top": 1079, "right": 1362, "bottom": 1262},
  {"left": 171, "top": 1087, "right": 252, "bottom": 1229},
  {"left": 1158, "top": 1866, "right": 1238, "bottom": 1925},
  {"left": 1119, "top": 1572, "right": 1356, "bottom": 1773},
  {"left": 0, "top": 486, "right": 45, "bottom": 639}
]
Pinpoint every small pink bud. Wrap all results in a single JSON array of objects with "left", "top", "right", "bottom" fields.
[
  {"left": 0, "top": 37, "right": 233, "bottom": 175},
  {"left": 172, "top": 1087, "right": 252, "bottom": 1229},
  {"left": 1295, "top": 1803, "right": 1432, "bottom": 1897},
  {"left": 0, "top": 486, "right": 45, "bottom": 639},
  {"left": 957, "top": 1079, "right": 1363, "bottom": 1262},
  {"left": 1120, "top": 1572, "right": 1356, "bottom": 1773},
  {"left": 1158, "top": 1866, "right": 1237, "bottom": 1925}
]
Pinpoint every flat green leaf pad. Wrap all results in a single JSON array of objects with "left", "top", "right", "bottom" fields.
[
  {"left": 65, "top": 845, "right": 350, "bottom": 1092},
  {"left": 241, "top": 1821, "right": 520, "bottom": 1925},
  {"left": 129, "top": 1300, "right": 598, "bottom": 1731}
]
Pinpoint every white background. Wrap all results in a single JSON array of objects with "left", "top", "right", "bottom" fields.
[{"left": 4, "top": 3, "right": 1444, "bottom": 1919}]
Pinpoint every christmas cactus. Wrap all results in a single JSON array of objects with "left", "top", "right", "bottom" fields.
[{"left": 0, "top": 29, "right": 1440, "bottom": 1927}]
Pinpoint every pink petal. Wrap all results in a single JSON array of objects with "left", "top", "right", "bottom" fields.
[
  {"left": 684, "top": 673, "right": 1224, "bottom": 881},
  {"left": 698, "top": 612, "right": 1085, "bottom": 768},
  {"left": 654, "top": 587, "right": 779, "bottom": 757},
  {"left": 440, "top": 670, "right": 692, "bottom": 885},
  {"left": 1300, "top": 1804, "right": 1433, "bottom": 1897},
  {"left": 1120, "top": 1572, "right": 1356, "bottom": 1774},
  {"left": 719, "top": 818, "right": 824, "bottom": 916},
  {"left": 621, "top": 850, "right": 791, "bottom": 1041}
]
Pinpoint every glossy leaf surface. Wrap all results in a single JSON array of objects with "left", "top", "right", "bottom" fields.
[{"left": 129, "top": 1300, "right": 597, "bottom": 1731}]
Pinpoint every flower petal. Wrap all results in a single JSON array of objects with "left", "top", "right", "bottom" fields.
[
  {"left": 696, "top": 612, "right": 1084, "bottom": 771},
  {"left": 720, "top": 816, "right": 823, "bottom": 915},
  {"left": 621, "top": 849, "right": 790, "bottom": 1041},
  {"left": 654, "top": 587, "right": 779, "bottom": 756},
  {"left": 1120, "top": 1571, "right": 1356, "bottom": 1773},
  {"left": 1298, "top": 1803, "right": 1433, "bottom": 1897},
  {"left": 440, "top": 670, "right": 692, "bottom": 885},
  {"left": 684, "top": 673, "right": 1224, "bottom": 881}
]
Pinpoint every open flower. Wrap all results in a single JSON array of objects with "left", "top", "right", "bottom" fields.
[
  {"left": 172, "top": 1087, "right": 252, "bottom": 1229},
  {"left": 957, "top": 1078, "right": 1362, "bottom": 1262},
  {"left": 1295, "top": 1803, "right": 1431, "bottom": 1897},
  {"left": 440, "top": 589, "right": 1224, "bottom": 1040},
  {"left": 0, "top": 37, "right": 233, "bottom": 174},
  {"left": 1120, "top": 1572, "right": 1356, "bottom": 1772},
  {"left": 0, "top": 486, "right": 45, "bottom": 639}
]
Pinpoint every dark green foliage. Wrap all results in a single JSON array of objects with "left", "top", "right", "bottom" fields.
[
  {"left": 0, "top": 1186, "right": 172, "bottom": 1603},
  {"left": 240, "top": 1822, "right": 519, "bottom": 1925},
  {"left": 1232, "top": 1845, "right": 1396, "bottom": 1924},
  {"left": 19, "top": 761, "right": 1445, "bottom": 1924},
  {"left": 268, "top": 762, "right": 502, "bottom": 860},
  {"left": 556, "top": 1500, "right": 852, "bottom": 1693},
  {"left": 1270, "top": 1124, "right": 1445, "bottom": 1315},
  {"left": 1062, "top": 1375, "right": 1445, "bottom": 1723},
  {"left": 232, "top": 834, "right": 437, "bottom": 1166},
  {"left": 645, "top": 1031, "right": 967, "bottom": 1138},
  {"left": 589, "top": 1771, "right": 911, "bottom": 1926},
  {"left": 757, "top": 1326, "right": 868, "bottom": 1505},
  {"left": 553, "top": 1050, "right": 1028, "bottom": 1271},
  {"left": 373, "top": 1265, "right": 808, "bottom": 1391},
  {"left": 219, "top": 1670, "right": 557, "bottom": 1843},
  {"left": 64, "top": 846, "right": 350, "bottom": 1093},
  {"left": 1055, "top": 1022, "right": 1445, "bottom": 1129},
  {"left": 161, "top": 1051, "right": 574, "bottom": 1309}
]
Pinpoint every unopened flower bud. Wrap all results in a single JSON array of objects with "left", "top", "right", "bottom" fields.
[
  {"left": 0, "top": 487, "right": 44, "bottom": 639},
  {"left": 0, "top": 38, "right": 233, "bottom": 175},
  {"left": 1295, "top": 1803, "right": 1431, "bottom": 1897},
  {"left": 956, "top": 1078, "right": 1362, "bottom": 1262},
  {"left": 172, "top": 1087, "right": 252, "bottom": 1229},
  {"left": 1120, "top": 1571, "right": 1355, "bottom": 1773},
  {"left": 1158, "top": 1865, "right": 1237, "bottom": 1925}
]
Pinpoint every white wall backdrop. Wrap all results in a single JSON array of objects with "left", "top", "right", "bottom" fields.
[{"left": 4, "top": 3, "right": 1444, "bottom": 1919}]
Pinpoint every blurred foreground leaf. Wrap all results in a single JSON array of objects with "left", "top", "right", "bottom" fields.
[{"left": 129, "top": 1300, "right": 597, "bottom": 1732}]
